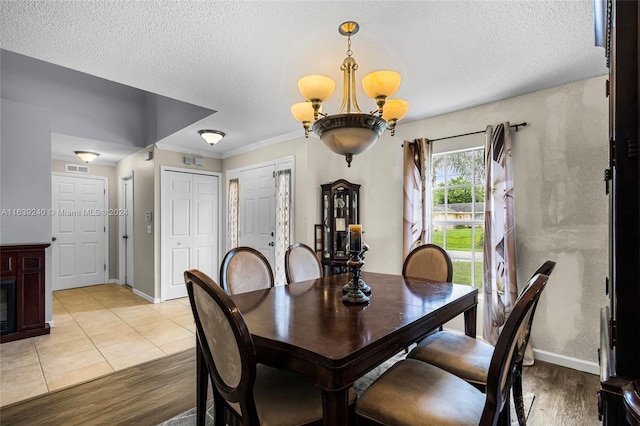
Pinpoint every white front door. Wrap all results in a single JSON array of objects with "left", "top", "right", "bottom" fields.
[
  {"left": 162, "top": 169, "right": 219, "bottom": 300},
  {"left": 52, "top": 174, "right": 108, "bottom": 290},
  {"left": 238, "top": 165, "right": 275, "bottom": 267}
]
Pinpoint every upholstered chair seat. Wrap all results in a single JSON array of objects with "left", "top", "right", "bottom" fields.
[
  {"left": 408, "top": 331, "right": 493, "bottom": 387},
  {"left": 285, "top": 243, "right": 323, "bottom": 284},
  {"left": 356, "top": 359, "right": 485, "bottom": 426}
]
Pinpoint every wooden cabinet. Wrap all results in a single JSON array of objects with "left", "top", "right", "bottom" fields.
[
  {"left": 598, "top": 1, "right": 640, "bottom": 424},
  {"left": 320, "top": 180, "right": 360, "bottom": 275},
  {"left": 0, "top": 244, "right": 50, "bottom": 343}
]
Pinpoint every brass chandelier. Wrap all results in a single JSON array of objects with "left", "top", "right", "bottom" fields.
[{"left": 291, "top": 21, "right": 410, "bottom": 167}]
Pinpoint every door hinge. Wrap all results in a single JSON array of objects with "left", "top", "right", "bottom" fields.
[
  {"left": 104, "top": 264, "right": 107, "bottom": 271},
  {"left": 104, "top": 226, "right": 106, "bottom": 232},
  {"left": 608, "top": 316, "right": 616, "bottom": 349},
  {"left": 605, "top": 79, "right": 609, "bottom": 97},
  {"left": 104, "top": 189, "right": 106, "bottom": 195},
  {"left": 603, "top": 168, "right": 612, "bottom": 195},
  {"left": 273, "top": 171, "right": 276, "bottom": 178},
  {"left": 605, "top": 276, "right": 609, "bottom": 296}
]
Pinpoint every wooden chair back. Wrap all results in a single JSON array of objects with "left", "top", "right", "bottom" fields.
[
  {"left": 184, "top": 269, "right": 260, "bottom": 425},
  {"left": 514, "top": 260, "right": 556, "bottom": 362},
  {"left": 220, "top": 246, "right": 274, "bottom": 295},
  {"left": 284, "top": 243, "right": 322, "bottom": 284},
  {"left": 532, "top": 260, "right": 556, "bottom": 279},
  {"left": 481, "top": 273, "right": 549, "bottom": 424},
  {"left": 402, "top": 243, "right": 453, "bottom": 282}
]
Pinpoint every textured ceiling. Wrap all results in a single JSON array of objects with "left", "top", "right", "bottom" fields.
[{"left": 1, "top": 1, "right": 608, "bottom": 160}]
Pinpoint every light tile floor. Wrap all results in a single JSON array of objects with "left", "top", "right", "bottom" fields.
[{"left": 0, "top": 284, "right": 195, "bottom": 407}]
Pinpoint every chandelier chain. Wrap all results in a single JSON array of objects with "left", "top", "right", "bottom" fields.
[{"left": 346, "top": 34, "right": 352, "bottom": 57}]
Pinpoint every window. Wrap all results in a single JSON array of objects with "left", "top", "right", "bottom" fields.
[{"left": 432, "top": 147, "right": 484, "bottom": 288}]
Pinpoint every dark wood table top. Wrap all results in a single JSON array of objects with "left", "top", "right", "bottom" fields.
[
  {"left": 231, "top": 271, "right": 478, "bottom": 425},
  {"left": 232, "top": 271, "right": 476, "bottom": 365}
]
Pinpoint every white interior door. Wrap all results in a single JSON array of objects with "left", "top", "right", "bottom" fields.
[
  {"left": 52, "top": 174, "right": 108, "bottom": 290},
  {"left": 162, "top": 169, "right": 219, "bottom": 300},
  {"left": 238, "top": 165, "right": 276, "bottom": 267},
  {"left": 119, "top": 174, "right": 134, "bottom": 286}
]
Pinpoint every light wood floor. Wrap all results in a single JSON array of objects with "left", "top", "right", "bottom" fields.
[{"left": 0, "top": 347, "right": 601, "bottom": 425}]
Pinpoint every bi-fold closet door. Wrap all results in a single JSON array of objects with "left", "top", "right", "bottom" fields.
[{"left": 162, "top": 169, "right": 219, "bottom": 300}]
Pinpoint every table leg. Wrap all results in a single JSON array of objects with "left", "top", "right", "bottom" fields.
[
  {"left": 321, "top": 388, "right": 350, "bottom": 426},
  {"left": 464, "top": 305, "right": 477, "bottom": 337}
]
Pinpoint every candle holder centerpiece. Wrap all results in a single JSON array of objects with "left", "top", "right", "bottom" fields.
[{"left": 342, "top": 225, "right": 371, "bottom": 305}]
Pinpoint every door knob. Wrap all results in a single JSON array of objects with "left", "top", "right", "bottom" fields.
[
  {"left": 52, "top": 237, "right": 57, "bottom": 242},
  {"left": 268, "top": 242, "right": 274, "bottom": 247}
]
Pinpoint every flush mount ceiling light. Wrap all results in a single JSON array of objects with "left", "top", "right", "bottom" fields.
[
  {"left": 291, "top": 21, "right": 410, "bottom": 167},
  {"left": 74, "top": 151, "right": 100, "bottom": 163},
  {"left": 199, "top": 129, "right": 226, "bottom": 145}
]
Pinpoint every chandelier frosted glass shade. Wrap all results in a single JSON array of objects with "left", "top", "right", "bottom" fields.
[
  {"left": 362, "top": 71, "right": 402, "bottom": 101},
  {"left": 291, "top": 21, "right": 409, "bottom": 167},
  {"left": 313, "top": 113, "right": 387, "bottom": 166},
  {"left": 382, "top": 99, "right": 410, "bottom": 136},
  {"left": 297, "top": 75, "right": 336, "bottom": 104}
]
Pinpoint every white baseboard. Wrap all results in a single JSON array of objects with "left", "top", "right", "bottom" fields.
[
  {"left": 47, "top": 320, "right": 54, "bottom": 328},
  {"left": 133, "top": 288, "right": 160, "bottom": 304},
  {"left": 532, "top": 348, "right": 599, "bottom": 375},
  {"left": 109, "top": 278, "right": 120, "bottom": 284}
]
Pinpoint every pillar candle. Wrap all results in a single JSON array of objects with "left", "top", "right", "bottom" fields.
[{"left": 349, "top": 224, "right": 362, "bottom": 252}]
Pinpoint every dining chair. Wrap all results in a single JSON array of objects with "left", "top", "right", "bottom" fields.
[
  {"left": 355, "top": 272, "right": 550, "bottom": 426},
  {"left": 284, "top": 243, "right": 323, "bottom": 284},
  {"left": 402, "top": 243, "right": 453, "bottom": 283},
  {"left": 402, "top": 243, "right": 454, "bottom": 345},
  {"left": 406, "top": 260, "right": 555, "bottom": 425},
  {"left": 220, "top": 246, "right": 274, "bottom": 295},
  {"left": 185, "top": 269, "right": 355, "bottom": 426}
]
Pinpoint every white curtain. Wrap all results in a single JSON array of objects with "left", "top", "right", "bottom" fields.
[
  {"left": 402, "top": 138, "right": 433, "bottom": 260},
  {"left": 482, "top": 123, "right": 519, "bottom": 347},
  {"left": 227, "top": 179, "right": 239, "bottom": 250},
  {"left": 274, "top": 169, "right": 291, "bottom": 286}
]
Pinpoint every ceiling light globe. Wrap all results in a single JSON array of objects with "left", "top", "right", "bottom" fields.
[
  {"left": 297, "top": 75, "right": 336, "bottom": 101},
  {"left": 198, "top": 130, "right": 225, "bottom": 145},
  {"left": 74, "top": 151, "right": 100, "bottom": 163},
  {"left": 362, "top": 70, "right": 402, "bottom": 99}
]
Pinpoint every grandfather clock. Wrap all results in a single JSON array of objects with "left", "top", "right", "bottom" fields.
[
  {"left": 320, "top": 179, "right": 360, "bottom": 275},
  {"left": 597, "top": 1, "right": 640, "bottom": 424}
]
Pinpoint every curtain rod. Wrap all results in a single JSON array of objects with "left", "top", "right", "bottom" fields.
[{"left": 428, "top": 122, "right": 528, "bottom": 142}]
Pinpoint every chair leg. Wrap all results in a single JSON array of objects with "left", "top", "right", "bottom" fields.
[
  {"left": 513, "top": 360, "right": 527, "bottom": 425},
  {"left": 196, "top": 340, "right": 208, "bottom": 426}
]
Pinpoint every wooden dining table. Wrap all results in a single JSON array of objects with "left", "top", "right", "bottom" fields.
[{"left": 230, "top": 271, "right": 478, "bottom": 426}]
